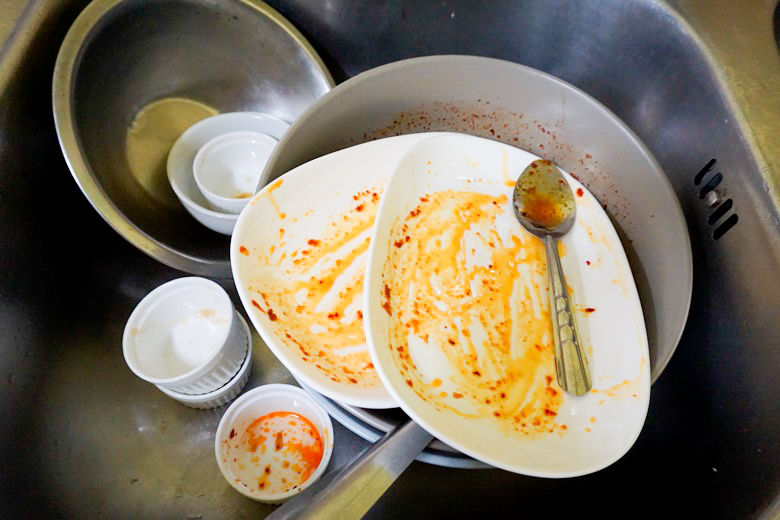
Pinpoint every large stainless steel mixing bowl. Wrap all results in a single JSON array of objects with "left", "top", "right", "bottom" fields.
[{"left": 53, "top": 0, "right": 333, "bottom": 277}]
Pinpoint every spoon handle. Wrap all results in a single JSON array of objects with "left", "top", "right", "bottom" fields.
[{"left": 544, "top": 234, "right": 592, "bottom": 396}]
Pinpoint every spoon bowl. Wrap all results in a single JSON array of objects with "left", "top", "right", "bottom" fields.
[{"left": 512, "top": 160, "right": 576, "bottom": 236}]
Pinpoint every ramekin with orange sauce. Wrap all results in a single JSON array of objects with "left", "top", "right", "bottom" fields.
[{"left": 215, "top": 384, "right": 334, "bottom": 502}]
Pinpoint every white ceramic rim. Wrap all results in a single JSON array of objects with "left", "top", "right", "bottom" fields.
[
  {"left": 193, "top": 131, "right": 279, "bottom": 211},
  {"left": 167, "top": 112, "right": 291, "bottom": 223},
  {"left": 155, "top": 314, "right": 253, "bottom": 402},
  {"left": 122, "top": 277, "right": 235, "bottom": 386},
  {"left": 214, "top": 383, "right": 334, "bottom": 502}
]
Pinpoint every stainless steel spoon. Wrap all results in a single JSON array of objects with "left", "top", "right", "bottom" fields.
[{"left": 513, "top": 160, "right": 592, "bottom": 396}]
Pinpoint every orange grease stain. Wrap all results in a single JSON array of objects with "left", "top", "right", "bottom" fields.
[
  {"left": 264, "top": 178, "right": 286, "bottom": 220},
  {"left": 384, "top": 189, "right": 564, "bottom": 437},
  {"left": 248, "top": 183, "right": 385, "bottom": 389},
  {"left": 236, "top": 411, "right": 325, "bottom": 494}
]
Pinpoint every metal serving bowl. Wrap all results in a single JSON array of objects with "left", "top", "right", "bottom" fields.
[{"left": 53, "top": 0, "right": 333, "bottom": 277}]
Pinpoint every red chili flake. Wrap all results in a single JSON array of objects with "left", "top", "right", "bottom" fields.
[
  {"left": 545, "top": 375, "right": 553, "bottom": 385},
  {"left": 394, "top": 239, "right": 405, "bottom": 248},
  {"left": 327, "top": 312, "right": 339, "bottom": 320},
  {"left": 239, "top": 246, "right": 249, "bottom": 256},
  {"left": 472, "top": 370, "right": 481, "bottom": 376},
  {"left": 355, "top": 203, "right": 365, "bottom": 212},
  {"left": 275, "top": 432, "right": 283, "bottom": 451},
  {"left": 267, "top": 308, "right": 278, "bottom": 321},
  {"left": 585, "top": 308, "right": 596, "bottom": 313},
  {"left": 544, "top": 408, "right": 557, "bottom": 417},
  {"left": 229, "top": 429, "right": 236, "bottom": 439},
  {"left": 251, "top": 300, "right": 263, "bottom": 311},
  {"left": 405, "top": 379, "right": 413, "bottom": 387},
  {"left": 357, "top": 310, "right": 363, "bottom": 319},
  {"left": 308, "top": 239, "right": 320, "bottom": 246},
  {"left": 586, "top": 261, "right": 591, "bottom": 266},
  {"left": 576, "top": 188, "right": 584, "bottom": 197},
  {"left": 348, "top": 377, "right": 358, "bottom": 384},
  {"left": 419, "top": 196, "right": 429, "bottom": 202},
  {"left": 448, "top": 338, "right": 456, "bottom": 345},
  {"left": 453, "top": 392, "right": 464, "bottom": 399},
  {"left": 585, "top": 153, "right": 592, "bottom": 159}
]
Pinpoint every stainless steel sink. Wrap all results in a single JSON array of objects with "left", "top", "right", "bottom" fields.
[{"left": 2, "top": 0, "right": 779, "bottom": 518}]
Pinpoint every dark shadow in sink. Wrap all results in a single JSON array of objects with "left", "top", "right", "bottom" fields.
[{"left": 775, "top": 0, "right": 780, "bottom": 50}]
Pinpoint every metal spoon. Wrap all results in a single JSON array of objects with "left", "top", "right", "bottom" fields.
[{"left": 513, "top": 160, "right": 592, "bottom": 396}]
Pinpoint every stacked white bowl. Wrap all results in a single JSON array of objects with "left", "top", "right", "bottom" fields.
[
  {"left": 166, "top": 112, "right": 290, "bottom": 235},
  {"left": 123, "top": 277, "right": 253, "bottom": 409}
]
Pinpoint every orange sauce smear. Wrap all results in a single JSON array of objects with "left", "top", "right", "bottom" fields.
[
  {"left": 230, "top": 411, "right": 325, "bottom": 494},
  {"left": 521, "top": 191, "right": 565, "bottom": 229},
  {"left": 382, "top": 189, "right": 564, "bottom": 436},
  {"left": 249, "top": 184, "right": 384, "bottom": 388}
]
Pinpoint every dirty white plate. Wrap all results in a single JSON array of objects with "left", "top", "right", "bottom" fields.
[
  {"left": 365, "top": 133, "right": 651, "bottom": 477},
  {"left": 231, "top": 135, "right": 443, "bottom": 409}
]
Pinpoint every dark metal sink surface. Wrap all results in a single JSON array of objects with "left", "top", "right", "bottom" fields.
[{"left": 2, "top": 0, "right": 779, "bottom": 518}]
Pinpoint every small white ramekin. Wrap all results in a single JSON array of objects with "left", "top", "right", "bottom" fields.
[
  {"left": 155, "top": 314, "right": 253, "bottom": 409},
  {"left": 193, "top": 131, "right": 278, "bottom": 214},
  {"left": 215, "top": 384, "right": 334, "bottom": 503},
  {"left": 123, "top": 277, "right": 247, "bottom": 394}
]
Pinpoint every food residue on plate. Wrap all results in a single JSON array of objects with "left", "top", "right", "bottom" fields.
[
  {"left": 247, "top": 181, "right": 385, "bottom": 389},
  {"left": 222, "top": 411, "right": 325, "bottom": 495},
  {"left": 382, "top": 189, "right": 565, "bottom": 436}
]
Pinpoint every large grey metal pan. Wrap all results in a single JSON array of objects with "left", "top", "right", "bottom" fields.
[{"left": 264, "top": 55, "right": 692, "bottom": 385}]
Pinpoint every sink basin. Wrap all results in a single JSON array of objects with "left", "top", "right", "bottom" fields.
[{"left": 1, "top": 0, "right": 779, "bottom": 518}]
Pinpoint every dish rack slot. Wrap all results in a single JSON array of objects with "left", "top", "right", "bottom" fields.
[{"left": 694, "top": 158, "right": 738, "bottom": 240}]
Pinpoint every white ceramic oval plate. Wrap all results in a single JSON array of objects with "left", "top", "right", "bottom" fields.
[
  {"left": 231, "top": 135, "right": 442, "bottom": 408},
  {"left": 365, "top": 133, "right": 651, "bottom": 477}
]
